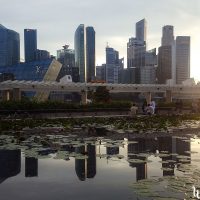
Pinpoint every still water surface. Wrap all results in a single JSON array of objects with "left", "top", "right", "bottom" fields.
[{"left": 0, "top": 134, "right": 199, "bottom": 200}]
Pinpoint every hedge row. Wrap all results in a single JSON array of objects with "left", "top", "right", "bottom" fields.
[{"left": 0, "top": 100, "right": 132, "bottom": 111}]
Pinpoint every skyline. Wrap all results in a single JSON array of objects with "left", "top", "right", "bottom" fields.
[{"left": 1, "top": 0, "right": 199, "bottom": 80}]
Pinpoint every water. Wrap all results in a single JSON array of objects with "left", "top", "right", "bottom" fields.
[{"left": 0, "top": 134, "right": 200, "bottom": 200}]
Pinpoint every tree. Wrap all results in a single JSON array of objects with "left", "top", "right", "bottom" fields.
[{"left": 93, "top": 86, "right": 110, "bottom": 103}]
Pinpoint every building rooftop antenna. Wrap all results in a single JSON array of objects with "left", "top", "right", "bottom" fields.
[{"left": 63, "top": 45, "right": 69, "bottom": 50}]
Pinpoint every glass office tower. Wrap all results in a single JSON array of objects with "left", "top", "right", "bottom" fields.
[
  {"left": 86, "top": 27, "right": 95, "bottom": 82},
  {"left": 136, "top": 19, "right": 147, "bottom": 43},
  {"left": 74, "top": 24, "right": 85, "bottom": 82},
  {"left": 24, "top": 29, "right": 37, "bottom": 63},
  {"left": 176, "top": 36, "right": 190, "bottom": 84},
  {"left": 0, "top": 24, "right": 20, "bottom": 67}
]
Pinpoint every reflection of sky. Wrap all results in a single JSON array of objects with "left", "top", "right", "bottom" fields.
[
  {"left": 0, "top": 137, "right": 200, "bottom": 200},
  {"left": 147, "top": 156, "right": 162, "bottom": 179},
  {"left": 190, "top": 139, "right": 200, "bottom": 165},
  {"left": 0, "top": 156, "right": 137, "bottom": 200}
]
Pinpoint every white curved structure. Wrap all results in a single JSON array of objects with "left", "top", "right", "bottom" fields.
[{"left": 1, "top": 80, "right": 200, "bottom": 102}]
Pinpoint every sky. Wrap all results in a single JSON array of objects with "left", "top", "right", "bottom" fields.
[{"left": 0, "top": 0, "right": 200, "bottom": 80}]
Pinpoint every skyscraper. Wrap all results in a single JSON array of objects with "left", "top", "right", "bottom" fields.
[
  {"left": 118, "top": 68, "right": 136, "bottom": 84},
  {"left": 106, "top": 47, "right": 119, "bottom": 65},
  {"left": 35, "top": 49, "right": 50, "bottom": 61},
  {"left": 24, "top": 29, "right": 37, "bottom": 63},
  {"left": 96, "top": 64, "right": 106, "bottom": 82},
  {"left": 86, "top": 27, "right": 95, "bottom": 82},
  {"left": 157, "top": 46, "right": 173, "bottom": 84},
  {"left": 140, "top": 48, "right": 157, "bottom": 84},
  {"left": 106, "top": 46, "right": 119, "bottom": 83},
  {"left": 162, "top": 25, "right": 175, "bottom": 46},
  {"left": 176, "top": 36, "right": 190, "bottom": 84},
  {"left": 136, "top": 19, "right": 147, "bottom": 43},
  {"left": 127, "top": 20, "right": 147, "bottom": 67},
  {"left": 57, "top": 45, "right": 79, "bottom": 82},
  {"left": 127, "top": 19, "right": 147, "bottom": 84},
  {"left": 0, "top": 24, "right": 20, "bottom": 67},
  {"left": 74, "top": 24, "right": 85, "bottom": 82},
  {"left": 157, "top": 25, "right": 176, "bottom": 84}
]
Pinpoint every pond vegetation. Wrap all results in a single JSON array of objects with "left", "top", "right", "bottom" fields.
[
  {"left": 1, "top": 114, "right": 200, "bottom": 199},
  {"left": 1, "top": 132, "right": 200, "bottom": 199},
  {"left": 1, "top": 114, "right": 200, "bottom": 133}
]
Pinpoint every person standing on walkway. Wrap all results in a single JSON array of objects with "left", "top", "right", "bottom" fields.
[
  {"left": 142, "top": 100, "right": 147, "bottom": 114},
  {"left": 150, "top": 101, "right": 156, "bottom": 114},
  {"left": 145, "top": 104, "right": 154, "bottom": 115},
  {"left": 130, "top": 103, "right": 138, "bottom": 117}
]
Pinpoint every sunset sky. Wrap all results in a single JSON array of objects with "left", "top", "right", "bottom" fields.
[{"left": 1, "top": 0, "right": 200, "bottom": 80}]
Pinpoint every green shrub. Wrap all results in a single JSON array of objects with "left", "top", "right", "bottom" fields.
[{"left": 0, "top": 100, "right": 132, "bottom": 111}]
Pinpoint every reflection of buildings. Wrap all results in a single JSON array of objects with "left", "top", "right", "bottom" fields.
[
  {"left": 127, "top": 136, "right": 191, "bottom": 181},
  {"left": 158, "top": 136, "right": 191, "bottom": 176},
  {"left": 106, "top": 146, "right": 119, "bottom": 155},
  {"left": 158, "top": 137, "right": 174, "bottom": 176},
  {"left": 0, "top": 150, "right": 21, "bottom": 184},
  {"left": 75, "top": 144, "right": 96, "bottom": 181},
  {"left": 128, "top": 138, "right": 148, "bottom": 181},
  {"left": 87, "top": 145, "right": 96, "bottom": 178},
  {"left": 25, "top": 157, "right": 38, "bottom": 177}
]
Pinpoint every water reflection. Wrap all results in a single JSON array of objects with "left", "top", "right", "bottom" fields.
[
  {"left": 0, "top": 134, "right": 197, "bottom": 200},
  {"left": 0, "top": 136, "right": 192, "bottom": 184},
  {"left": 0, "top": 149, "right": 21, "bottom": 184},
  {"left": 127, "top": 136, "right": 191, "bottom": 179},
  {"left": 75, "top": 144, "right": 96, "bottom": 181},
  {"left": 25, "top": 157, "right": 38, "bottom": 177},
  {"left": 106, "top": 146, "right": 119, "bottom": 155}
]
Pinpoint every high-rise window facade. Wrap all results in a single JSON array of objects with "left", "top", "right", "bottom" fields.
[
  {"left": 86, "top": 27, "right": 95, "bottom": 82},
  {"left": 74, "top": 24, "right": 95, "bottom": 83},
  {"left": 157, "top": 25, "right": 176, "bottom": 84},
  {"left": 127, "top": 19, "right": 149, "bottom": 84},
  {"left": 162, "top": 26, "right": 175, "bottom": 46},
  {"left": 176, "top": 36, "right": 190, "bottom": 84},
  {"left": 74, "top": 24, "right": 85, "bottom": 83},
  {"left": 0, "top": 24, "right": 20, "bottom": 67},
  {"left": 57, "top": 45, "right": 79, "bottom": 82},
  {"left": 136, "top": 19, "right": 147, "bottom": 43},
  {"left": 157, "top": 46, "right": 173, "bottom": 84},
  {"left": 106, "top": 47, "right": 119, "bottom": 65},
  {"left": 106, "top": 47, "right": 119, "bottom": 83},
  {"left": 24, "top": 29, "right": 37, "bottom": 63}
]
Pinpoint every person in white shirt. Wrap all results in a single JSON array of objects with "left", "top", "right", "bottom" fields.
[
  {"left": 130, "top": 103, "right": 138, "bottom": 117},
  {"left": 150, "top": 101, "right": 156, "bottom": 114},
  {"left": 145, "top": 104, "right": 154, "bottom": 115}
]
